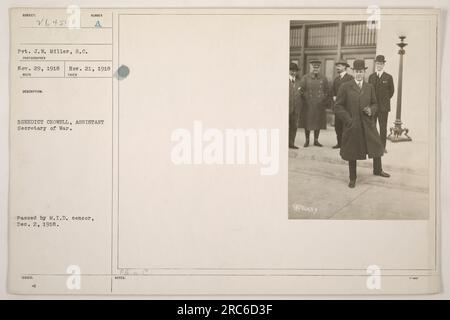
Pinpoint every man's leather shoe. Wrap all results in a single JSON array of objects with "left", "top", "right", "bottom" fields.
[
  {"left": 303, "top": 141, "right": 309, "bottom": 148},
  {"left": 289, "top": 145, "right": 299, "bottom": 149},
  {"left": 332, "top": 144, "right": 340, "bottom": 149},
  {"left": 348, "top": 180, "right": 356, "bottom": 188},
  {"left": 374, "top": 171, "right": 390, "bottom": 178},
  {"left": 314, "top": 140, "right": 323, "bottom": 147}
]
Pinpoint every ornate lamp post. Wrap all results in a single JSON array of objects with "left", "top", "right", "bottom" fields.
[{"left": 388, "top": 36, "right": 412, "bottom": 142}]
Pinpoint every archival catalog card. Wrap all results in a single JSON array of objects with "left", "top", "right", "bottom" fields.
[{"left": 8, "top": 7, "right": 441, "bottom": 295}]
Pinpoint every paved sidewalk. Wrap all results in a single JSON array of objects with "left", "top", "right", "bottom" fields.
[{"left": 288, "top": 128, "right": 429, "bottom": 219}]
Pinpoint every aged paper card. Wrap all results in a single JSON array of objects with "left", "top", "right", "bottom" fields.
[{"left": 8, "top": 8, "right": 440, "bottom": 294}]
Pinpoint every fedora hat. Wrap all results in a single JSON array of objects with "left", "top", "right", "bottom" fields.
[
  {"left": 352, "top": 59, "right": 368, "bottom": 71},
  {"left": 375, "top": 55, "right": 386, "bottom": 63},
  {"left": 289, "top": 62, "right": 299, "bottom": 72},
  {"left": 335, "top": 59, "right": 350, "bottom": 68}
]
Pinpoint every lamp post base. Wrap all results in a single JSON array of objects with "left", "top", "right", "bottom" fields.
[{"left": 387, "top": 121, "right": 412, "bottom": 143}]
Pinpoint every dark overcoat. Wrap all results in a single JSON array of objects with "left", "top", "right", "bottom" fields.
[
  {"left": 298, "top": 73, "right": 331, "bottom": 130},
  {"left": 289, "top": 78, "right": 302, "bottom": 115},
  {"left": 332, "top": 72, "right": 354, "bottom": 98},
  {"left": 334, "top": 80, "right": 384, "bottom": 161},
  {"left": 368, "top": 72, "right": 394, "bottom": 113}
]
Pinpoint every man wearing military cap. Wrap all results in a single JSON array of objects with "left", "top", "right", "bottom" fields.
[
  {"left": 332, "top": 59, "right": 354, "bottom": 149},
  {"left": 334, "top": 59, "right": 390, "bottom": 188},
  {"left": 368, "top": 55, "right": 395, "bottom": 153},
  {"left": 289, "top": 62, "right": 302, "bottom": 149},
  {"left": 298, "top": 59, "right": 332, "bottom": 147}
]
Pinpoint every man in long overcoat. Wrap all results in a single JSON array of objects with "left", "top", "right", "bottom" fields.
[
  {"left": 368, "top": 54, "right": 395, "bottom": 152},
  {"left": 334, "top": 59, "right": 390, "bottom": 188},
  {"left": 298, "top": 60, "right": 332, "bottom": 147},
  {"left": 332, "top": 60, "right": 354, "bottom": 149},
  {"left": 289, "top": 62, "right": 302, "bottom": 149}
]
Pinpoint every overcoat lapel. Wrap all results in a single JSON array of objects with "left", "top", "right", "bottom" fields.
[{"left": 350, "top": 81, "right": 361, "bottom": 94}]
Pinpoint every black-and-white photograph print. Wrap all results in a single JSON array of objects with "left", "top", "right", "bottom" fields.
[{"left": 288, "top": 20, "right": 434, "bottom": 220}]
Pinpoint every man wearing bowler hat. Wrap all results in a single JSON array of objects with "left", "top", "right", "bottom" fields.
[
  {"left": 335, "top": 59, "right": 390, "bottom": 188},
  {"left": 332, "top": 60, "right": 354, "bottom": 149},
  {"left": 298, "top": 60, "right": 332, "bottom": 147},
  {"left": 289, "top": 62, "right": 302, "bottom": 149},
  {"left": 369, "top": 55, "right": 395, "bottom": 153}
]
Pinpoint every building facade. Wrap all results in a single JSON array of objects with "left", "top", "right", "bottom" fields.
[{"left": 290, "top": 21, "right": 377, "bottom": 83}]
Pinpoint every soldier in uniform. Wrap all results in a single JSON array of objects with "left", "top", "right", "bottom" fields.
[
  {"left": 332, "top": 60, "right": 354, "bottom": 149},
  {"left": 298, "top": 60, "right": 332, "bottom": 147},
  {"left": 289, "top": 63, "right": 302, "bottom": 149},
  {"left": 334, "top": 60, "right": 390, "bottom": 188},
  {"left": 368, "top": 55, "right": 395, "bottom": 153}
]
